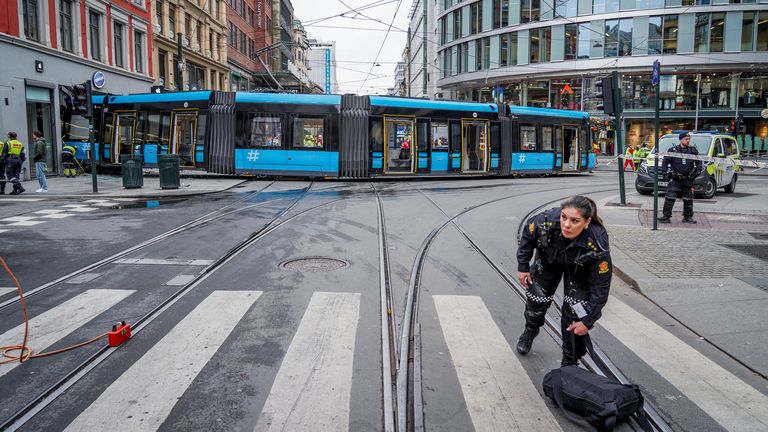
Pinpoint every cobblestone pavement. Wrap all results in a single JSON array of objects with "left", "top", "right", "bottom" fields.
[{"left": 608, "top": 225, "right": 768, "bottom": 278}]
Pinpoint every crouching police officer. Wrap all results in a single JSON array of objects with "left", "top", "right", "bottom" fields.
[
  {"left": 659, "top": 131, "right": 702, "bottom": 224},
  {"left": 2, "top": 132, "right": 26, "bottom": 195},
  {"left": 516, "top": 196, "right": 613, "bottom": 366}
]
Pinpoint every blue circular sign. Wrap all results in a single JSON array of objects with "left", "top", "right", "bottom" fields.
[{"left": 92, "top": 71, "right": 106, "bottom": 89}]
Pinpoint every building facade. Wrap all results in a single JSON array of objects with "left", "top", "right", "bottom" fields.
[
  {"left": 308, "top": 39, "right": 339, "bottom": 94},
  {"left": 227, "top": 0, "right": 273, "bottom": 91},
  {"left": 152, "top": 0, "right": 228, "bottom": 91},
  {"left": 1, "top": 0, "right": 154, "bottom": 178},
  {"left": 407, "top": 0, "right": 439, "bottom": 98},
  {"left": 436, "top": 0, "right": 768, "bottom": 155},
  {"left": 389, "top": 60, "right": 407, "bottom": 95}
]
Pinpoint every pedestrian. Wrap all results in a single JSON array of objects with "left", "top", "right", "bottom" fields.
[
  {"left": 658, "top": 132, "right": 702, "bottom": 224},
  {"left": 515, "top": 195, "right": 612, "bottom": 367},
  {"left": 2, "top": 132, "right": 26, "bottom": 195},
  {"left": 623, "top": 143, "right": 635, "bottom": 172},
  {"left": 61, "top": 144, "right": 77, "bottom": 177},
  {"left": 0, "top": 138, "right": 6, "bottom": 195},
  {"left": 32, "top": 130, "right": 48, "bottom": 192}
]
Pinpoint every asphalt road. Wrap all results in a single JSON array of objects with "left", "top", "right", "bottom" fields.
[{"left": 0, "top": 173, "right": 766, "bottom": 431}]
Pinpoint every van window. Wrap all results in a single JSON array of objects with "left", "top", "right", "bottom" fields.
[{"left": 656, "top": 136, "right": 710, "bottom": 154}]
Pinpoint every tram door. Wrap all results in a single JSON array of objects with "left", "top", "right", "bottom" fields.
[
  {"left": 172, "top": 111, "right": 198, "bottom": 167},
  {"left": 384, "top": 117, "right": 415, "bottom": 174},
  {"left": 113, "top": 113, "right": 136, "bottom": 164},
  {"left": 562, "top": 125, "right": 580, "bottom": 172},
  {"left": 462, "top": 121, "right": 489, "bottom": 172}
]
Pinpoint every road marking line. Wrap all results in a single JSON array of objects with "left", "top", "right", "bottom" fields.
[
  {"left": 61, "top": 204, "right": 89, "bottom": 208},
  {"left": 0, "top": 198, "right": 44, "bottom": 202},
  {"left": 33, "top": 209, "right": 66, "bottom": 214},
  {"left": 0, "top": 287, "right": 16, "bottom": 297},
  {"left": 63, "top": 207, "right": 97, "bottom": 213},
  {"left": 7, "top": 220, "right": 46, "bottom": 226},
  {"left": 0, "top": 289, "right": 134, "bottom": 378},
  {"left": 0, "top": 230, "right": 7, "bottom": 234},
  {"left": 40, "top": 213, "right": 75, "bottom": 219},
  {"left": 64, "top": 273, "right": 103, "bottom": 284},
  {"left": 433, "top": 295, "right": 563, "bottom": 432},
  {"left": 114, "top": 258, "right": 215, "bottom": 266},
  {"left": 255, "top": 292, "right": 361, "bottom": 432},
  {"left": 601, "top": 298, "right": 768, "bottom": 431},
  {"left": 64, "top": 290, "right": 261, "bottom": 432},
  {"left": 165, "top": 275, "right": 196, "bottom": 286},
  {"left": 1, "top": 216, "right": 36, "bottom": 222}
]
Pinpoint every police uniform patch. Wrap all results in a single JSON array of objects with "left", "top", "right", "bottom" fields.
[
  {"left": 598, "top": 261, "right": 610, "bottom": 274},
  {"left": 529, "top": 223, "right": 535, "bottom": 233}
]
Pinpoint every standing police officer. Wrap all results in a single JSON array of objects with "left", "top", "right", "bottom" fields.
[
  {"left": 0, "top": 138, "right": 6, "bottom": 194},
  {"left": 659, "top": 132, "right": 702, "bottom": 224},
  {"left": 2, "top": 132, "right": 26, "bottom": 195},
  {"left": 516, "top": 196, "right": 613, "bottom": 367}
]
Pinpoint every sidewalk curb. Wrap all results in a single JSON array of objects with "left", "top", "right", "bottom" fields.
[{"left": 607, "top": 243, "right": 651, "bottom": 295}]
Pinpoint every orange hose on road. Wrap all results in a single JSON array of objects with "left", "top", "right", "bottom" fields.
[{"left": 0, "top": 256, "right": 107, "bottom": 365}]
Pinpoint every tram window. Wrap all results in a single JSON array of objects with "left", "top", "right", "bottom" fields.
[
  {"left": 292, "top": 117, "right": 324, "bottom": 149},
  {"left": 370, "top": 119, "right": 383, "bottom": 152},
  {"left": 520, "top": 125, "right": 537, "bottom": 151},
  {"left": 196, "top": 113, "right": 206, "bottom": 147},
  {"left": 249, "top": 114, "right": 282, "bottom": 148},
  {"left": 146, "top": 113, "right": 162, "bottom": 144},
  {"left": 541, "top": 126, "right": 554, "bottom": 151},
  {"left": 431, "top": 122, "right": 448, "bottom": 150},
  {"left": 417, "top": 121, "right": 429, "bottom": 152}
]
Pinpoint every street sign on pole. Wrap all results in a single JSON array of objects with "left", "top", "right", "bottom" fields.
[{"left": 652, "top": 60, "right": 660, "bottom": 86}]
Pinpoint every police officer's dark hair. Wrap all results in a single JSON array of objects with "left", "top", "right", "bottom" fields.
[
  {"left": 7, "top": 132, "right": 17, "bottom": 139},
  {"left": 561, "top": 195, "right": 604, "bottom": 227}
]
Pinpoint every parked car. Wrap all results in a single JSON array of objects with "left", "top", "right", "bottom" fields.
[{"left": 635, "top": 133, "right": 741, "bottom": 199}]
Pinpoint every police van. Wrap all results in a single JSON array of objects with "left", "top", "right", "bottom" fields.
[{"left": 635, "top": 132, "right": 741, "bottom": 199}]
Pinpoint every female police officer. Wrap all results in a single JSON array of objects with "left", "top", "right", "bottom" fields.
[{"left": 515, "top": 195, "right": 612, "bottom": 366}]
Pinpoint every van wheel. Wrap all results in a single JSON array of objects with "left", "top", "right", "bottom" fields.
[
  {"left": 724, "top": 174, "right": 737, "bottom": 193},
  {"left": 703, "top": 177, "right": 717, "bottom": 199}
]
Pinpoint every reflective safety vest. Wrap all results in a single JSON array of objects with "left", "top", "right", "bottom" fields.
[
  {"left": 62, "top": 145, "right": 77, "bottom": 155},
  {"left": 7, "top": 139, "right": 23, "bottom": 156}
]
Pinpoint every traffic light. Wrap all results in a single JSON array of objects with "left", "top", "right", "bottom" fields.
[
  {"left": 72, "top": 84, "right": 87, "bottom": 114},
  {"left": 595, "top": 77, "right": 616, "bottom": 116}
]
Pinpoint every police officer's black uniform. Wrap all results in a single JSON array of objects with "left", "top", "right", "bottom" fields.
[
  {"left": 516, "top": 208, "right": 613, "bottom": 365},
  {"left": 0, "top": 141, "right": 7, "bottom": 194},
  {"left": 660, "top": 133, "right": 703, "bottom": 223}
]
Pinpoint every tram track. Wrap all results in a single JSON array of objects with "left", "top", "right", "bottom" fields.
[
  {"left": 411, "top": 185, "right": 672, "bottom": 432},
  {"left": 1, "top": 181, "right": 392, "bottom": 431}
]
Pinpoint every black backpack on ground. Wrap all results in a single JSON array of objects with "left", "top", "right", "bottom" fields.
[{"left": 542, "top": 335, "right": 654, "bottom": 432}]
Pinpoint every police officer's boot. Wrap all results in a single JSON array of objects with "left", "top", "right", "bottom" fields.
[
  {"left": 659, "top": 198, "right": 675, "bottom": 223},
  {"left": 0, "top": 182, "right": 5, "bottom": 195},
  {"left": 516, "top": 328, "right": 539, "bottom": 355},
  {"left": 682, "top": 199, "right": 696, "bottom": 223}
]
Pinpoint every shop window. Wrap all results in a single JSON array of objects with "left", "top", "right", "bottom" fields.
[
  {"left": 520, "top": 125, "right": 537, "bottom": 151},
  {"left": 700, "top": 74, "right": 733, "bottom": 109},
  {"left": 249, "top": 114, "right": 282, "bottom": 148},
  {"left": 622, "top": 75, "right": 654, "bottom": 110},
  {"left": 293, "top": 117, "right": 324, "bottom": 149},
  {"left": 738, "top": 76, "right": 768, "bottom": 108},
  {"left": 648, "top": 16, "right": 662, "bottom": 54},
  {"left": 758, "top": 11, "right": 768, "bottom": 51},
  {"left": 526, "top": 81, "right": 550, "bottom": 107},
  {"left": 551, "top": 79, "right": 581, "bottom": 110}
]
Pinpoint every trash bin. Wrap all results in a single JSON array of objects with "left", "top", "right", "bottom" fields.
[
  {"left": 121, "top": 155, "right": 143, "bottom": 189},
  {"left": 158, "top": 154, "right": 180, "bottom": 189}
]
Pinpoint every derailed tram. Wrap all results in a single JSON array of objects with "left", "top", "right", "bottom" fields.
[{"left": 82, "top": 91, "right": 594, "bottom": 178}]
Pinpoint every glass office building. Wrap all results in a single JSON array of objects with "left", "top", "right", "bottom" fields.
[{"left": 436, "top": 1, "right": 768, "bottom": 155}]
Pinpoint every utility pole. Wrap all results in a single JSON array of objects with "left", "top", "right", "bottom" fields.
[
  {"left": 612, "top": 70, "right": 626, "bottom": 205},
  {"left": 177, "top": 32, "right": 184, "bottom": 90},
  {"left": 652, "top": 60, "right": 661, "bottom": 230},
  {"left": 85, "top": 80, "right": 98, "bottom": 193}
]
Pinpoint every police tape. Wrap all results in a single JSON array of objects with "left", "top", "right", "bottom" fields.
[{"left": 613, "top": 152, "right": 768, "bottom": 169}]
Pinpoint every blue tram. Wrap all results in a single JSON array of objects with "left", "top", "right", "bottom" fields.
[{"left": 83, "top": 91, "right": 593, "bottom": 178}]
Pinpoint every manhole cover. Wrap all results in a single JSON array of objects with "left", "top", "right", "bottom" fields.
[{"left": 280, "top": 257, "right": 349, "bottom": 273}]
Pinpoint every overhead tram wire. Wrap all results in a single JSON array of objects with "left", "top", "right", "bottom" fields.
[{"left": 354, "top": 0, "right": 405, "bottom": 94}]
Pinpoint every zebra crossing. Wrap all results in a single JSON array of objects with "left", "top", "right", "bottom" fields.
[
  {"left": 1, "top": 290, "right": 767, "bottom": 431},
  {"left": 0, "top": 199, "right": 132, "bottom": 231}
]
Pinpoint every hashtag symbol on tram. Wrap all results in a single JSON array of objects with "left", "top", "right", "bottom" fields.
[
  {"left": 247, "top": 150, "right": 260, "bottom": 162},
  {"left": 518, "top": 154, "right": 526, "bottom": 164}
]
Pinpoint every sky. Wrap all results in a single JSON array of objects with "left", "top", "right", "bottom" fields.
[{"left": 290, "top": 0, "right": 412, "bottom": 95}]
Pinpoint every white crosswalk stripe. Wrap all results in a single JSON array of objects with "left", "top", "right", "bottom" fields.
[
  {"left": 434, "top": 295, "right": 562, "bottom": 432},
  {"left": 64, "top": 290, "right": 261, "bottom": 432},
  {"left": 255, "top": 292, "right": 361, "bottom": 432},
  {"left": 0, "top": 289, "right": 135, "bottom": 378},
  {"left": 601, "top": 297, "right": 768, "bottom": 431},
  {"left": 0, "top": 287, "right": 16, "bottom": 297}
]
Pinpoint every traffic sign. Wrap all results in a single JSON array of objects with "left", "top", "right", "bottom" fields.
[
  {"left": 92, "top": 71, "right": 106, "bottom": 89},
  {"left": 652, "top": 60, "right": 660, "bottom": 86}
]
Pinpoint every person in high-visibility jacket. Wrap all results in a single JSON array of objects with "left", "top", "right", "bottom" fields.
[
  {"left": 623, "top": 144, "right": 636, "bottom": 172},
  {"left": 2, "top": 132, "right": 26, "bottom": 195},
  {"left": 633, "top": 143, "right": 650, "bottom": 170},
  {"left": 61, "top": 144, "right": 78, "bottom": 177}
]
